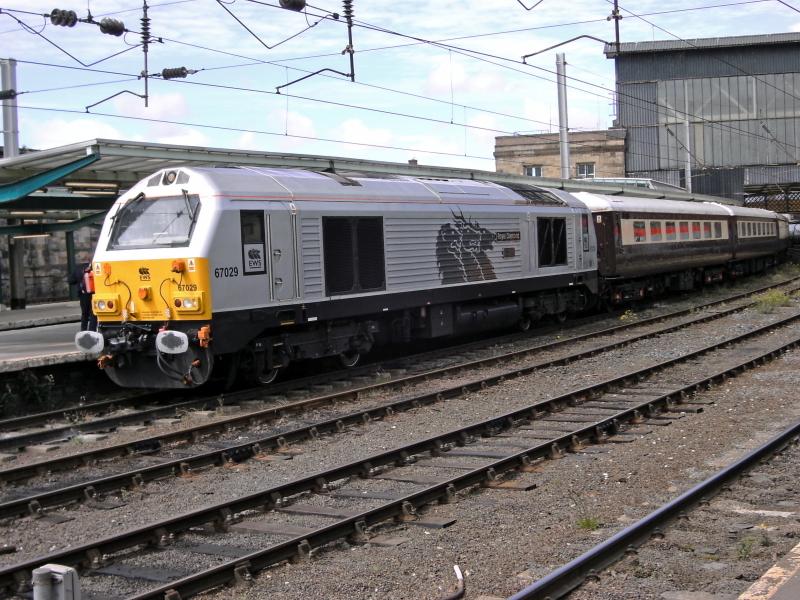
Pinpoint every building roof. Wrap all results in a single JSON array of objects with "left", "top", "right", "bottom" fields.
[
  {"left": 0, "top": 138, "right": 739, "bottom": 207},
  {"left": 604, "top": 32, "right": 800, "bottom": 57}
]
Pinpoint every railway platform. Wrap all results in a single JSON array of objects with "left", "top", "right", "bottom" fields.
[
  {"left": 0, "top": 301, "right": 80, "bottom": 331},
  {"left": 0, "top": 317, "right": 90, "bottom": 374},
  {"left": 738, "top": 540, "right": 800, "bottom": 600}
]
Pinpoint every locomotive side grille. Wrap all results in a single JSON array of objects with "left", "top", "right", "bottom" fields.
[
  {"left": 323, "top": 216, "right": 386, "bottom": 296},
  {"left": 357, "top": 218, "right": 386, "bottom": 290},
  {"left": 323, "top": 218, "right": 355, "bottom": 294}
]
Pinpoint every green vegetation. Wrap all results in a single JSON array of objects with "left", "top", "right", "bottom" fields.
[
  {"left": 753, "top": 290, "right": 791, "bottom": 313},
  {"left": 737, "top": 537, "right": 756, "bottom": 560},
  {"left": 0, "top": 370, "right": 55, "bottom": 418},
  {"left": 576, "top": 516, "right": 601, "bottom": 531}
]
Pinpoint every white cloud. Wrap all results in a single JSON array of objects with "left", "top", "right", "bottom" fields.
[
  {"left": 114, "top": 92, "right": 190, "bottom": 121},
  {"left": 21, "top": 117, "right": 127, "bottom": 150},
  {"left": 331, "top": 118, "right": 394, "bottom": 148}
]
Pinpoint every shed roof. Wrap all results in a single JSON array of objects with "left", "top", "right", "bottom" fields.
[{"left": 604, "top": 32, "right": 800, "bottom": 57}]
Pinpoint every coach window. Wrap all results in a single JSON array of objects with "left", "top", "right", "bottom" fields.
[
  {"left": 537, "top": 217, "right": 568, "bottom": 266},
  {"left": 650, "top": 221, "right": 662, "bottom": 242},
  {"left": 714, "top": 222, "right": 722, "bottom": 238},
  {"left": 747, "top": 222, "right": 752, "bottom": 236},
  {"left": 665, "top": 221, "right": 676, "bottom": 241},
  {"left": 692, "top": 222, "right": 702, "bottom": 240},
  {"left": 679, "top": 221, "right": 690, "bottom": 240},
  {"left": 323, "top": 216, "right": 386, "bottom": 296},
  {"left": 703, "top": 222, "right": 712, "bottom": 239},
  {"left": 633, "top": 221, "right": 646, "bottom": 242}
]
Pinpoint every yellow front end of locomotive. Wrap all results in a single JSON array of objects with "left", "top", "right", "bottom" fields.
[{"left": 91, "top": 258, "right": 212, "bottom": 322}]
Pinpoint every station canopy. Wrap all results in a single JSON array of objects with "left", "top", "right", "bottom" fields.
[{"left": 0, "top": 138, "right": 739, "bottom": 234}]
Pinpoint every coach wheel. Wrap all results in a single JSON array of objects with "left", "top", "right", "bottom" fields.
[
  {"left": 555, "top": 312, "right": 567, "bottom": 324},
  {"left": 257, "top": 367, "right": 281, "bottom": 385},
  {"left": 339, "top": 350, "right": 361, "bottom": 368},
  {"left": 518, "top": 316, "right": 532, "bottom": 332}
]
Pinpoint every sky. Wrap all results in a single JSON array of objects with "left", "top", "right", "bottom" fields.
[{"left": 1, "top": 0, "right": 799, "bottom": 176}]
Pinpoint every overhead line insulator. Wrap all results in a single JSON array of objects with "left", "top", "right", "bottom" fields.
[
  {"left": 279, "top": 0, "right": 306, "bottom": 10},
  {"left": 50, "top": 8, "right": 78, "bottom": 27},
  {"left": 99, "top": 17, "right": 125, "bottom": 36},
  {"left": 0, "top": 89, "right": 16, "bottom": 100},
  {"left": 161, "top": 67, "right": 189, "bottom": 79}
]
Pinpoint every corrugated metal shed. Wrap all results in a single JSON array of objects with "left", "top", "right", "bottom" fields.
[
  {"left": 605, "top": 33, "right": 800, "bottom": 57},
  {"left": 745, "top": 165, "right": 800, "bottom": 185}
]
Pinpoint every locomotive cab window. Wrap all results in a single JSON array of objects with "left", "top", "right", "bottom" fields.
[
  {"left": 323, "top": 216, "right": 385, "bottom": 296},
  {"left": 240, "top": 211, "right": 266, "bottom": 275},
  {"left": 537, "top": 217, "right": 568, "bottom": 267},
  {"left": 108, "top": 193, "right": 200, "bottom": 250}
]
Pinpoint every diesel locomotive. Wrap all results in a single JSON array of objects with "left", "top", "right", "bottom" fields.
[{"left": 75, "top": 166, "right": 790, "bottom": 389}]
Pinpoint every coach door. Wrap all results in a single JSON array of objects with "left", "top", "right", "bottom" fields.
[{"left": 268, "top": 207, "right": 298, "bottom": 301}]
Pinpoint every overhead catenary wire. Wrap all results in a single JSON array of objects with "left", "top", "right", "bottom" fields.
[
  {"left": 3, "top": 0, "right": 798, "bottom": 166},
  {"left": 13, "top": 103, "right": 496, "bottom": 161}
]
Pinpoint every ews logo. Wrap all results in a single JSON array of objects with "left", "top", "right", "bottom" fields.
[{"left": 138, "top": 266, "right": 151, "bottom": 281}]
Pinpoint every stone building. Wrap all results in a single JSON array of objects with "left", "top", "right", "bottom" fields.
[
  {"left": 494, "top": 129, "right": 626, "bottom": 180},
  {"left": 0, "top": 225, "right": 99, "bottom": 305}
]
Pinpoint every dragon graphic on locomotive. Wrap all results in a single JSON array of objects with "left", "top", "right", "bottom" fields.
[{"left": 75, "top": 166, "right": 790, "bottom": 389}]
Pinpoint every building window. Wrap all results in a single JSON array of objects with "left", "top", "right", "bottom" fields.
[
  {"left": 576, "top": 163, "right": 595, "bottom": 179},
  {"left": 524, "top": 165, "right": 543, "bottom": 177}
]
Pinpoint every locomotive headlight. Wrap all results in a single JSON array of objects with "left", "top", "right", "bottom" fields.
[{"left": 173, "top": 293, "right": 203, "bottom": 314}]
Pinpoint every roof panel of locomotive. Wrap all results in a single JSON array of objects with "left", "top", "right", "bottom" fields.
[
  {"left": 169, "top": 166, "right": 585, "bottom": 208},
  {"left": 572, "top": 192, "right": 733, "bottom": 216}
]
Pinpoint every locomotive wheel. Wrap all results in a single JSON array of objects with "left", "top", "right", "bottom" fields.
[
  {"left": 257, "top": 367, "right": 281, "bottom": 385},
  {"left": 339, "top": 350, "right": 361, "bottom": 368}
]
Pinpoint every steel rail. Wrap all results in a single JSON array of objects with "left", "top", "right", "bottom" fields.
[
  {"left": 507, "top": 423, "right": 800, "bottom": 600},
  {"left": 0, "top": 288, "right": 792, "bottom": 515},
  {"left": 0, "top": 390, "right": 169, "bottom": 433},
  {"left": 0, "top": 277, "right": 800, "bottom": 451},
  {"left": 0, "top": 281, "right": 796, "bottom": 506},
  {"left": 2, "top": 310, "right": 799, "bottom": 593},
  {"left": 124, "top": 337, "right": 800, "bottom": 600}
]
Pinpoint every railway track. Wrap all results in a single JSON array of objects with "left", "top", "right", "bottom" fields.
[
  {"left": 0, "top": 277, "right": 797, "bottom": 515},
  {"left": 2, "top": 299, "right": 800, "bottom": 597},
  {"left": 0, "top": 274, "right": 796, "bottom": 452},
  {"left": 513, "top": 418, "right": 800, "bottom": 600}
]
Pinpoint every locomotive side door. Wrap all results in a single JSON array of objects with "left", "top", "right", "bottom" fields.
[{"left": 268, "top": 205, "right": 298, "bottom": 301}]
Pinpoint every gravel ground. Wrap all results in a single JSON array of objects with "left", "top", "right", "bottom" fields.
[
  {"left": 2, "top": 270, "right": 799, "bottom": 599},
  {"left": 190, "top": 318, "right": 800, "bottom": 600}
]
